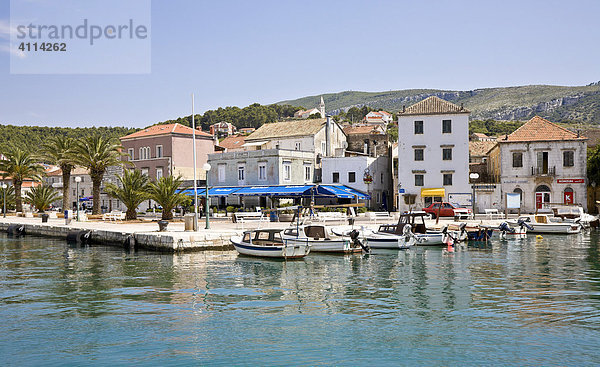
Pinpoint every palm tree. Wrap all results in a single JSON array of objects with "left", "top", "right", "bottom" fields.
[
  {"left": 0, "top": 148, "right": 45, "bottom": 212},
  {"left": 71, "top": 135, "right": 126, "bottom": 215},
  {"left": 148, "top": 175, "right": 188, "bottom": 220},
  {"left": 42, "top": 136, "right": 76, "bottom": 212},
  {"left": 105, "top": 169, "right": 149, "bottom": 220},
  {"left": 0, "top": 184, "right": 16, "bottom": 212},
  {"left": 25, "top": 185, "right": 62, "bottom": 213}
]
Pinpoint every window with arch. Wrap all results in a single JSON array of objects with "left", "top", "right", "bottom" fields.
[{"left": 513, "top": 188, "right": 523, "bottom": 203}]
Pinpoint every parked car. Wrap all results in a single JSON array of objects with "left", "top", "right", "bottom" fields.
[{"left": 422, "top": 202, "right": 472, "bottom": 219}]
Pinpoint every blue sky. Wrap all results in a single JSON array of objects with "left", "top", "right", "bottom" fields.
[{"left": 0, "top": 0, "right": 599, "bottom": 128}]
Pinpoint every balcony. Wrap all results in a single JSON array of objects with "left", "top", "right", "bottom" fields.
[{"left": 531, "top": 166, "right": 556, "bottom": 176}]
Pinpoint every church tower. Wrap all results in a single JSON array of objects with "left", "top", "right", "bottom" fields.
[{"left": 318, "top": 96, "right": 325, "bottom": 118}]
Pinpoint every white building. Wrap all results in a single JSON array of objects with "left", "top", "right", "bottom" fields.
[
  {"left": 321, "top": 155, "right": 390, "bottom": 210},
  {"left": 293, "top": 96, "right": 326, "bottom": 119},
  {"left": 397, "top": 96, "right": 471, "bottom": 212},
  {"left": 488, "top": 116, "right": 588, "bottom": 212}
]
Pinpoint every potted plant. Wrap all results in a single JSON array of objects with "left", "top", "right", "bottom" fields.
[{"left": 24, "top": 185, "right": 61, "bottom": 223}]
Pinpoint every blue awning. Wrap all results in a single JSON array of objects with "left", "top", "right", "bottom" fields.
[
  {"left": 270, "top": 185, "right": 315, "bottom": 197},
  {"left": 318, "top": 185, "right": 370, "bottom": 200},
  {"left": 232, "top": 186, "right": 273, "bottom": 196},
  {"left": 208, "top": 187, "right": 241, "bottom": 196}
]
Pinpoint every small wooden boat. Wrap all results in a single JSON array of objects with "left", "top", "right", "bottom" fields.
[
  {"left": 377, "top": 211, "right": 452, "bottom": 246},
  {"left": 282, "top": 224, "right": 363, "bottom": 253},
  {"left": 230, "top": 229, "right": 310, "bottom": 259}
]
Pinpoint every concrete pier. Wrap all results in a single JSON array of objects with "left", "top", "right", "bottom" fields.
[{"left": 0, "top": 217, "right": 253, "bottom": 252}]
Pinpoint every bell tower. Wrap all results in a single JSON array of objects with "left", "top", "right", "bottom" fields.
[{"left": 318, "top": 96, "right": 325, "bottom": 118}]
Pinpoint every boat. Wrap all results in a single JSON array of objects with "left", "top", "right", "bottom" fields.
[
  {"left": 376, "top": 211, "right": 451, "bottom": 246},
  {"left": 494, "top": 219, "right": 534, "bottom": 240},
  {"left": 282, "top": 224, "right": 363, "bottom": 253},
  {"left": 230, "top": 229, "right": 310, "bottom": 259},
  {"left": 332, "top": 224, "right": 417, "bottom": 249},
  {"left": 551, "top": 205, "right": 598, "bottom": 229},
  {"left": 508, "top": 214, "right": 581, "bottom": 234}
]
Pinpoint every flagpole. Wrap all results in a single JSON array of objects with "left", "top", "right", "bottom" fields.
[{"left": 192, "top": 93, "right": 198, "bottom": 231}]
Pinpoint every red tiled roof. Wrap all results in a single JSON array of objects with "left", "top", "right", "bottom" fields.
[
  {"left": 121, "top": 123, "right": 212, "bottom": 140},
  {"left": 219, "top": 135, "right": 246, "bottom": 149},
  {"left": 343, "top": 125, "right": 384, "bottom": 135},
  {"left": 504, "top": 116, "right": 586, "bottom": 142}
]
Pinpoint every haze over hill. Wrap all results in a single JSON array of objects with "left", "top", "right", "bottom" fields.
[{"left": 278, "top": 82, "right": 600, "bottom": 124}]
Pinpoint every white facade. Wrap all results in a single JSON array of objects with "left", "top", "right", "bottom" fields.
[
  {"left": 397, "top": 112, "right": 470, "bottom": 211},
  {"left": 321, "top": 156, "right": 390, "bottom": 209}
]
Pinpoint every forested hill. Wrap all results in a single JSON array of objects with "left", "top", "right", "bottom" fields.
[
  {"left": 0, "top": 125, "right": 136, "bottom": 152},
  {"left": 278, "top": 82, "right": 600, "bottom": 124}
]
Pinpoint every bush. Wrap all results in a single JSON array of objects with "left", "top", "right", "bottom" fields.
[
  {"left": 226, "top": 206, "right": 236, "bottom": 213},
  {"left": 357, "top": 207, "right": 367, "bottom": 213}
]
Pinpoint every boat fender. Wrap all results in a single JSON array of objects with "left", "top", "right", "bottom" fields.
[
  {"left": 66, "top": 230, "right": 91, "bottom": 244},
  {"left": 7, "top": 224, "right": 25, "bottom": 236},
  {"left": 124, "top": 234, "right": 136, "bottom": 249}
]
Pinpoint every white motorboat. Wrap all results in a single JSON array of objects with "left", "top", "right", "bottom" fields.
[
  {"left": 282, "top": 224, "right": 363, "bottom": 253},
  {"left": 375, "top": 211, "right": 453, "bottom": 246},
  {"left": 230, "top": 229, "right": 310, "bottom": 259},
  {"left": 493, "top": 219, "right": 534, "bottom": 240},
  {"left": 552, "top": 206, "right": 598, "bottom": 229},
  {"left": 332, "top": 224, "right": 417, "bottom": 249},
  {"left": 508, "top": 215, "right": 580, "bottom": 234}
]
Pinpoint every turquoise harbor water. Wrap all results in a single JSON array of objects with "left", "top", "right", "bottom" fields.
[{"left": 1, "top": 232, "right": 600, "bottom": 366}]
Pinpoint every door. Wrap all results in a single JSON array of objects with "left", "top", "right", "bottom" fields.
[
  {"left": 564, "top": 189, "right": 574, "bottom": 205},
  {"left": 535, "top": 192, "right": 543, "bottom": 209},
  {"left": 537, "top": 152, "right": 549, "bottom": 174},
  {"left": 442, "top": 203, "right": 454, "bottom": 216}
]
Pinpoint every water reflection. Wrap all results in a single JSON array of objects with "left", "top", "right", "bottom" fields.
[{"left": 1, "top": 232, "right": 600, "bottom": 364}]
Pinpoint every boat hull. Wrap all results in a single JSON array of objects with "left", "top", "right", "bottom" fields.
[
  {"left": 231, "top": 237, "right": 310, "bottom": 258},
  {"left": 507, "top": 221, "right": 580, "bottom": 234},
  {"left": 364, "top": 233, "right": 413, "bottom": 249},
  {"left": 284, "top": 237, "right": 360, "bottom": 253}
]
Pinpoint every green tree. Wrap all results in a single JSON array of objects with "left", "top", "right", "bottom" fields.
[
  {"left": 0, "top": 184, "right": 16, "bottom": 212},
  {"left": 147, "top": 175, "right": 189, "bottom": 220},
  {"left": 71, "top": 135, "right": 127, "bottom": 215},
  {"left": 387, "top": 125, "right": 398, "bottom": 142},
  {"left": 42, "top": 136, "right": 76, "bottom": 211},
  {"left": 105, "top": 169, "right": 150, "bottom": 220},
  {"left": 0, "top": 148, "right": 45, "bottom": 212},
  {"left": 588, "top": 145, "right": 600, "bottom": 185},
  {"left": 25, "top": 185, "right": 62, "bottom": 213}
]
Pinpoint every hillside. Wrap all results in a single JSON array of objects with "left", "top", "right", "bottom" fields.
[{"left": 278, "top": 83, "right": 600, "bottom": 124}]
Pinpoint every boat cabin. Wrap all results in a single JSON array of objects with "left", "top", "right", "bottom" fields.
[
  {"left": 242, "top": 229, "right": 284, "bottom": 246},
  {"left": 284, "top": 225, "right": 330, "bottom": 240},
  {"left": 379, "top": 211, "right": 429, "bottom": 235}
]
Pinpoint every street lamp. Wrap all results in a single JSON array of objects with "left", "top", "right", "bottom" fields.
[
  {"left": 203, "top": 163, "right": 211, "bottom": 229},
  {"left": 75, "top": 176, "right": 81, "bottom": 221},
  {"left": 1, "top": 183, "right": 7, "bottom": 218}
]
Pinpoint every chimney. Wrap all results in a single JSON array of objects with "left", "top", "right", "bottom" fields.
[
  {"left": 402, "top": 105, "right": 406, "bottom": 113},
  {"left": 577, "top": 129, "right": 581, "bottom": 138}
]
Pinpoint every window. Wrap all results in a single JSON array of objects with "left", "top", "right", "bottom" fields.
[
  {"left": 81, "top": 189, "right": 85, "bottom": 196},
  {"left": 563, "top": 151, "right": 574, "bottom": 167},
  {"left": 443, "top": 173, "right": 453, "bottom": 185},
  {"left": 442, "top": 148, "right": 452, "bottom": 161},
  {"left": 304, "top": 165, "right": 311, "bottom": 182},
  {"left": 332, "top": 172, "right": 340, "bottom": 183},
  {"left": 512, "top": 152, "right": 523, "bottom": 168},
  {"left": 283, "top": 162, "right": 291, "bottom": 181},
  {"left": 156, "top": 167, "right": 163, "bottom": 180},
  {"left": 414, "top": 120, "right": 424, "bottom": 134},
  {"left": 376, "top": 192, "right": 381, "bottom": 203},
  {"left": 218, "top": 164, "right": 226, "bottom": 182},
  {"left": 128, "top": 148, "right": 134, "bottom": 161},
  {"left": 321, "top": 141, "right": 327, "bottom": 155},
  {"left": 141, "top": 168, "right": 149, "bottom": 176},
  {"left": 295, "top": 142, "right": 301, "bottom": 151},
  {"left": 381, "top": 173, "right": 383, "bottom": 183},
  {"left": 414, "top": 148, "right": 424, "bottom": 161},
  {"left": 258, "top": 164, "right": 267, "bottom": 181},
  {"left": 139, "top": 148, "right": 144, "bottom": 160},
  {"left": 348, "top": 172, "right": 356, "bottom": 182},
  {"left": 72, "top": 189, "right": 76, "bottom": 196},
  {"left": 442, "top": 120, "right": 452, "bottom": 133},
  {"left": 238, "top": 165, "right": 245, "bottom": 181},
  {"left": 414, "top": 174, "right": 424, "bottom": 186},
  {"left": 156, "top": 145, "right": 163, "bottom": 158}
]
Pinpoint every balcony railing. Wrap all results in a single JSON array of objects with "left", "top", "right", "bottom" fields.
[{"left": 531, "top": 166, "right": 556, "bottom": 176}]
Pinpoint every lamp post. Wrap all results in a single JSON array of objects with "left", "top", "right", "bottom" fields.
[
  {"left": 203, "top": 163, "right": 211, "bottom": 229},
  {"left": 191, "top": 93, "right": 199, "bottom": 231},
  {"left": 75, "top": 176, "right": 81, "bottom": 221},
  {"left": 469, "top": 172, "right": 480, "bottom": 215},
  {"left": 1, "top": 183, "right": 7, "bottom": 218}
]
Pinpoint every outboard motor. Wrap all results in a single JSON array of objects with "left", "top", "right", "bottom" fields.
[
  {"left": 7, "top": 224, "right": 25, "bottom": 236},
  {"left": 441, "top": 225, "right": 455, "bottom": 251},
  {"left": 497, "top": 221, "right": 514, "bottom": 240},
  {"left": 517, "top": 218, "right": 534, "bottom": 231},
  {"left": 349, "top": 229, "right": 370, "bottom": 253}
]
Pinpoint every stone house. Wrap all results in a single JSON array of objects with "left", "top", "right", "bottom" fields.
[{"left": 488, "top": 116, "right": 588, "bottom": 212}]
